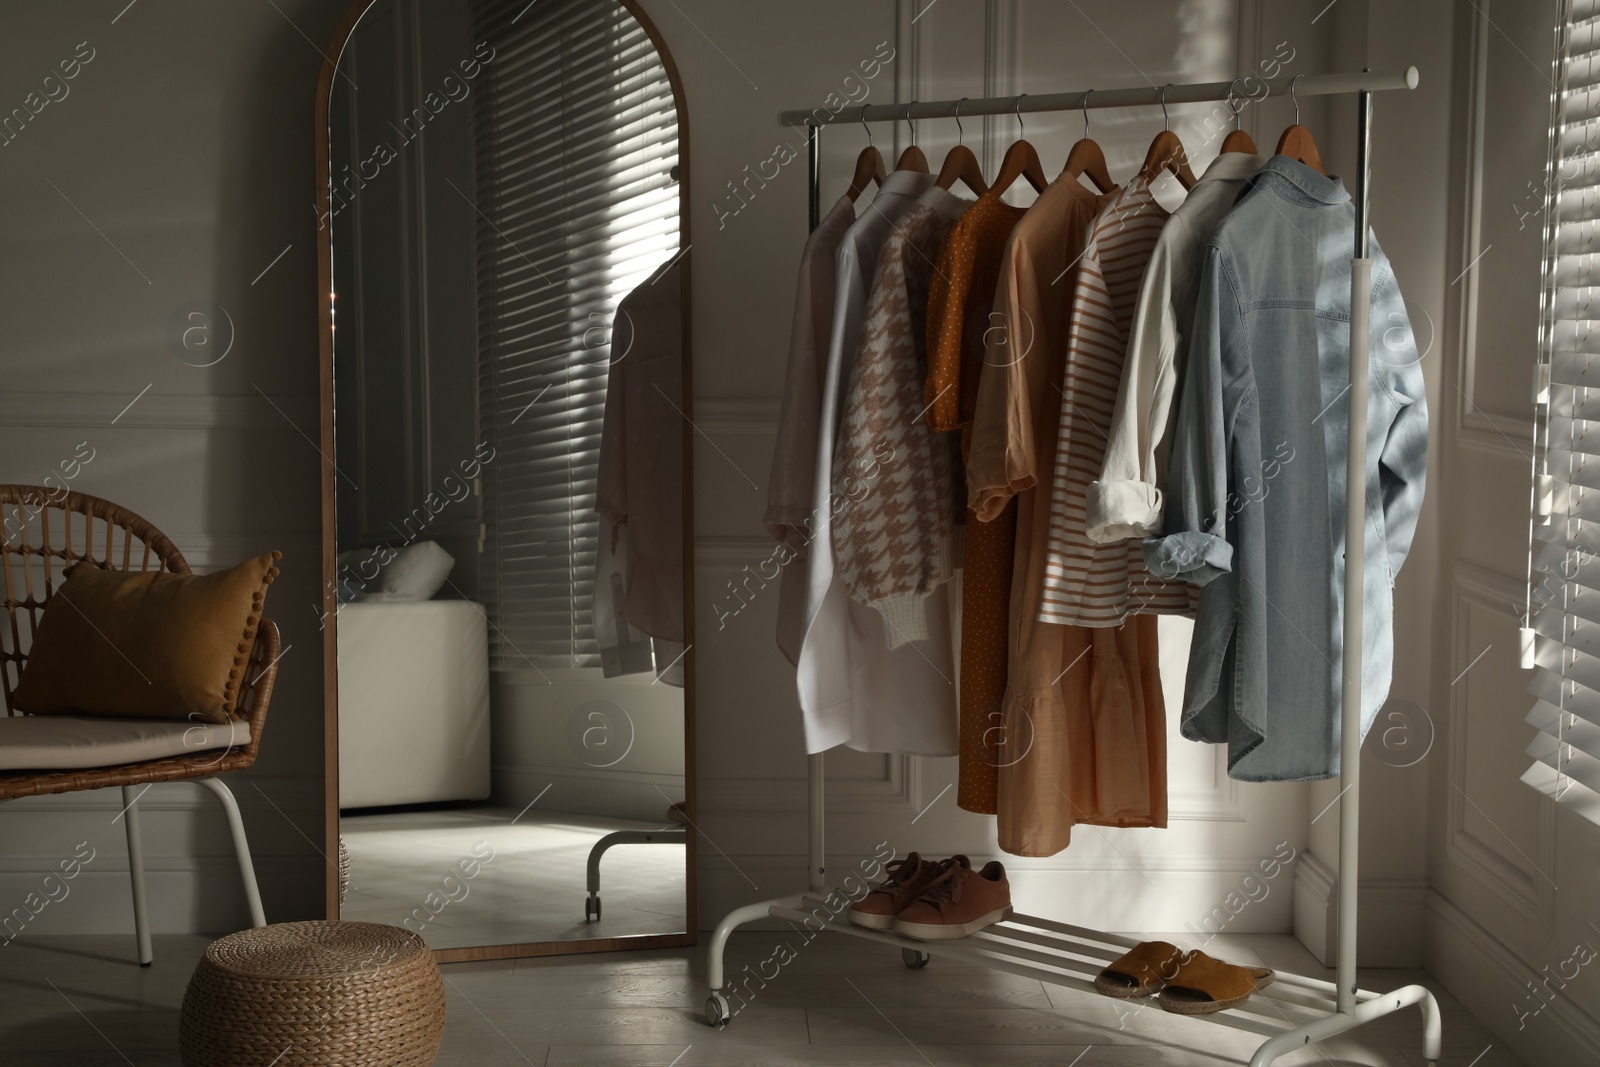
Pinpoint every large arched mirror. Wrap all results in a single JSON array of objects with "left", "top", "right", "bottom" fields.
[{"left": 314, "top": 0, "right": 694, "bottom": 962}]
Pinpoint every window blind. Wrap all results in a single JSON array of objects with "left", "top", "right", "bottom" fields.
[
  {"left": 472, "top": 0, "right": 679, "bottom": 670},
  {"left": 1525, "top": 0, "right": 1600, "bottom": 821}
]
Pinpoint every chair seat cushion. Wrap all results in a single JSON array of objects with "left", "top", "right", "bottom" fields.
[{"left": 0, "top": 714, "right": 251, "bottom": 771}]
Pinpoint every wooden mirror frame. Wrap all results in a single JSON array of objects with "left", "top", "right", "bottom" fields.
[{"left": 313, "top": 0, "right": 696, "bottom": 963}]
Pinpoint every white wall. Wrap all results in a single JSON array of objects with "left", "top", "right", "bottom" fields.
[
  {"left": 492, "top": 668, "right": 686, "bottom": 823},
  {"left": 0, "top": 0, "right": 343, "bottom": 935},
  {"left": 1402, "top": 0, "right": 1600, "bottom": 1059}
]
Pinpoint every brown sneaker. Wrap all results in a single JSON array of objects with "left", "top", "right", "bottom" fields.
[
  {"left": 892, "top": 860, "right": 1012, "bottom": 940},
  {"left": 848, "top": 853, "right": 966, "bottom": 929}
]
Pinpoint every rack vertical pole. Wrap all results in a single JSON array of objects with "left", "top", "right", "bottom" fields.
[
  {"left": 808, "top": 754, "right": 826, "bottom": 891},
  {"left": 805, "top": 120, "right": 827, "bottom": 895},
  {"left": 807, "top": 123, "right": 821, "bottom": 233},
  {"left": 1337, "top": 86, "right": 1375, "bottom": 1016}
]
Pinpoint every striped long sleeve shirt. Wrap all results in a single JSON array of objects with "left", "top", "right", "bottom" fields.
[{"left": 1037, "top": 178, "right": 1196, "bottom": 626}]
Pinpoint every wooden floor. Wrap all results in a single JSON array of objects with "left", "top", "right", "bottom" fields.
[
  {"left": 0, "top": 930, "right": 1525, "bottom": 1065},
  {"left": 341, "top": 805, "right": 687, "bottom": 948}
]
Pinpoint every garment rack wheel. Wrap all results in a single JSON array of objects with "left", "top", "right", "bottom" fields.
[
  {"left": 902, "top": 948, "right": 931, "bottom": 969},
  {"left": 705, "top": 991, "right": 730, "bottom": 1028}
]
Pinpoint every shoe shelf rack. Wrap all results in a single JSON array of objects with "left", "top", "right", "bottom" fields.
[
  {"left": 704, "top": 67, "right": 1444, "bottom": 1067},
  {"left": 708, "top": 891, "right": 1437, "bottom": 1059}
]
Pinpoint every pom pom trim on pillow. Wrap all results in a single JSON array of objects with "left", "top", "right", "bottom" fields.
[{"left": 12, "top": 551, "right": 282, "bottom": 724}]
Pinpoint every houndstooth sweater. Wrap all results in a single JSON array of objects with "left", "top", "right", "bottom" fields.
[{"left": 831, "top": 188, "right": 970, "bottom": 647}]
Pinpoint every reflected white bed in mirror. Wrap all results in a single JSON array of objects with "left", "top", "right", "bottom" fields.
[{"left": 315, "top": 0, "right": 694, "bottom": 961}]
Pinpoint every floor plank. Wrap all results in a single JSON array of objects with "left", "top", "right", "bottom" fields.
[{"left": 0, "top": 931, "right": 1527, "bottom": 1066}]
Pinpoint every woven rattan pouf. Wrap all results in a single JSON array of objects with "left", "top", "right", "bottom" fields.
[{"left": 179, "top": 921, "right": 445, "bottom": 1066}]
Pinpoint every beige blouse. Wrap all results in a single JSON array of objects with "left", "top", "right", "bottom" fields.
[
  {"left": 967, "top": 176, "right": 1168, "bottom": 856},
  {"left": 765, "top": 195, "right": 859, "bottom": 665}
]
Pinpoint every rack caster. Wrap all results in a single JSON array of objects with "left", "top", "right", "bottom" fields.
[
  {"left": 902, "top": 948, "right": 930, "bottom": 968},
  {"left": 705, "top": 991, "right": 730, "bottom": 1027},
  {"left": 584, "top": 893, "right": 602, "bottom": 922}
]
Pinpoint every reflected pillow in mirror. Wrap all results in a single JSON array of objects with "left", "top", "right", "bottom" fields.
[
  {"left": 377, "top": 540, "right": 455, "bottom": 601},
  {"left": 12, "top": 552, "right": 282, "bottom": 724},
  {"left": 336, "top": 546, "right": 382, "bottom": 602}
]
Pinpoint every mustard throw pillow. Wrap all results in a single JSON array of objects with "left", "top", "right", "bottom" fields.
[{"left": 12, "top": 552, "right": 281, "bottom": 724}]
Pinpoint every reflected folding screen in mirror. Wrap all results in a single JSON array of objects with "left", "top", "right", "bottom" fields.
[{"left": 315, "top": 0, "right": 695, "bottom": 961}]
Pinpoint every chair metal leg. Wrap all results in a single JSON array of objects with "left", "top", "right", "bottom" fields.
[
  {"left": 120, "top": 785, "right": 153, "bottom": 966},
  {"left": 198, "top": 778, "right": 266, "bottom": 928}
]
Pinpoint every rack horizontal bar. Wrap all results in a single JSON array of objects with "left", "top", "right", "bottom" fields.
[{"left": 778, "top": 67, "right": 1418, "bottom": 128}]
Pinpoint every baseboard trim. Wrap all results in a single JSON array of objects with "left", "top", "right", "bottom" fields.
[
  {"left": 696, "top": 854, "right": 1306, "bottom": 935},
  {"left": 0, "top": 858, "right": 325, "bottom": 937},
  {"left": 1291, "top": 850, "right": 1427, "bottom": 967},
  {"left": 1294, "top": 849, "right": 1337, "bottom": 965},
  {"left": 493, "top": 765, "right": 685, "bottom": 823},
  {"left": 698, "top": 774, "right": 1243, "bottom": 822},
  {"left": 1426, "top": 889, "right": 1600, "bottom": 1062}
]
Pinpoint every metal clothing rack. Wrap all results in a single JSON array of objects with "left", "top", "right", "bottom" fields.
[{"left": 705, "top": 68, "right": 1441, "bottom": 1067}]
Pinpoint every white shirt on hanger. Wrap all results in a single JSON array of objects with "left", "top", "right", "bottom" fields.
[
  {"left": 766, "top": 194, "right": 858, "bottom": 666},
  {"left": 1084, "top": 152, "right": 1267, "bottom": 543},
  {"left": 797, "top": 172, "right": 961, "bottom": 756}
]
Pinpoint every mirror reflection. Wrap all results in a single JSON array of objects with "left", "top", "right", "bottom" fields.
[{"left": 328, "top": 0, "right": 688, "bottom": 952}]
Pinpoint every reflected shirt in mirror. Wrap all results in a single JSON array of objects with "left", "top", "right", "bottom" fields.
[{"left": 596, "top": 256, "right": 685, "bottom": 647}]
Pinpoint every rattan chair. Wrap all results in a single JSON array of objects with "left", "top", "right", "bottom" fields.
[{"left": 0, "top": 486, "right": 281, "bottom": 965}]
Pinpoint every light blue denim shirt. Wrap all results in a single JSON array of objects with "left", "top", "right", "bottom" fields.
[{"left": 1142, "top": 157, "right": 1428, "bottom": 781}]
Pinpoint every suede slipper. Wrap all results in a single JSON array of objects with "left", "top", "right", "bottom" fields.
[
  {"left": 1156, "top": 950, "right": 1275, "bottom": 1015},
  {"left": 1093, "top": 940, "right": 1188, "bottom": 998}
]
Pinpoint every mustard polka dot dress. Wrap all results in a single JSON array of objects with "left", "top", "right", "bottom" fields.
[{"left": 925, "top": 195, "right": 1027, "bottom": 815}]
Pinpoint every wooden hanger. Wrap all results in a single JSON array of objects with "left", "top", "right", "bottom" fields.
[
  {"left": 896, "top": 145, "right": 929, "bottom": 173},
  {"left": 936, "top": 144, "right": 986, "bottom": 193},
  {"left": 1274, "top": 74, "right": 1326, "bottom": 174},
  {"left": 1137, "top": 85, "right": 1197, "bottom": 190},
  {"left": 935, "top": 98, "right": 989, "bottom": 195},
  {"left": 1220, "top": 77, "right": 1259, "bottom": 155},
  {"left": 1060, "top": 89, "right": 1115, "bottom": 193},
  {"left": 1221, "top": 129, "right": 1259, "bottom": 154},
  {"left": 1275, "top": 125, "right": 1324, "bottom": 173},
  {"left": 1138, "top": 130, "right": 1197, "bottom": 189},
  {"left": 1064, "top": 140, "right": 1115, "bottom": 192},
  {"left": 987, "top": 94, "right": 1050, "bottom": 197},
  {"left": 895, "top": 101, "right": 929, "bottom": 173},
  {"left": 846, "top": 115, "right": 886, "bottom": 201},
  {"left": 846, "top": 146, "right": 887, "bottom": 200}
]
